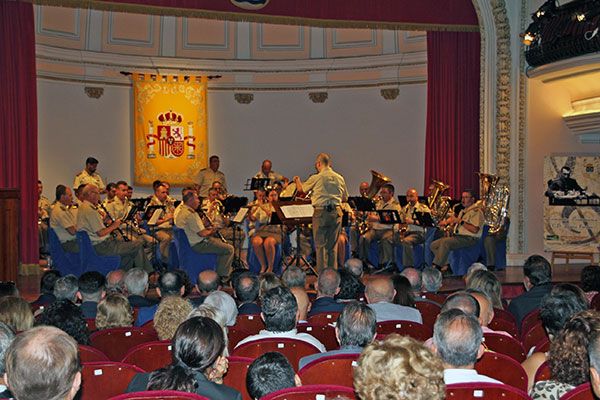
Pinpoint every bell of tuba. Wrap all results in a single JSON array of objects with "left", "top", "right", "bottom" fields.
[
  {"left": 427, "top": 179, "right": 452, "bottom": 224},
  {"left": 477, "top": 172, "right": 510, "bottom": 234},
  {"left": 365, "top": 170, "right": 392, "bottom": 199}
]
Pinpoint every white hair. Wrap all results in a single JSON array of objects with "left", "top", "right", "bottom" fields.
[{"left": 203, "top": 291, "right": 238, "bottom": 327}]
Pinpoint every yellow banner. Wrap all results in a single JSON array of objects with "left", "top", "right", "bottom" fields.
[{"left": 133, "top": 74, "right": 208, "bottom": 186}]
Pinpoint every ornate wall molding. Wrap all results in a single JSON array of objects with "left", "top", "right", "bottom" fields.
[
  {"left": 84, "top": 86, "right": 104, "bottom": 98},
  {"left": 516, "top": 0, "right": 528, "bottom": 253},
  {"left": 308, "top": 92, "right": 328, "bottom": 103},
  {"left": 234, "top": 93, "right": 253, "bottom": 104},
  {"left": 380, "top": 88, "right": 399, "bottom": 100}
]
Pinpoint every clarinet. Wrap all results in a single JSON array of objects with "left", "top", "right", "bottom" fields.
[
  {"left": 197, "top": 208, "right": 227, "bottom": 243},
  {"left": 98, "top": 202, "right": 130, "bottom": 242}
]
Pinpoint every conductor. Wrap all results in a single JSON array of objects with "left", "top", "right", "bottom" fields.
[{"left": 294, "top": 153, "right": 348, "bottom": 272}]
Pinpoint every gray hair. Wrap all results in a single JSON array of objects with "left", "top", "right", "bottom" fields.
[
  {"left": 441, "top": 292, "right": 480, "bottom": 318},
  {"left": 337, "top": 301, "right": 376, "bottom": 347},
  {"left": 123, "top": 268, "right": 148, "bottom": 296},
  {"left": 401, "top": 268, "right": 422, "bottom": 292},
  {"left": 433, "top": 309, "right": 483, "bottom": 368},
  {"left": 203, "top": 291, "right": 238, "bottom": 327},
  {"left": 188, "top": 304, "right": 230, "bottom": 356},
  {"left": 53, "top": 275, "right": 79, "bottom": 302},
  {"left": 317, "top": 268, "right": 341, "bottom": 297},
  {"left": 0, "top": 321, "right": 15, "bottom": 374},
  {"left": 422, "top": 267, "right": 443, "bottom": 293},
  {"left": 282, "top": 266, "right": 306, "bottom": 289},
  {"left": 344, "top": 258, "right": 363, "bottom": 278},
  {"left": 465, "top": 263, "right": 487, "bottom": 285}
]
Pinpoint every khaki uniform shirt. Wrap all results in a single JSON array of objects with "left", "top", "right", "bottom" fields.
[
  {"left": 254, "top": 170, "right": 284, "bottom": 183},
  {"left": 74, "top": 169, "right": 105, "bottom": 191},
  {"left": 372, "top": 198, "right": 401, "bottom": 230},
  {"left": 105, "top": 197, "right": 131, "bottom": 221},
  {"left": 174, "top": 205, "right": 206, "bottom": 246},
  {"left": 401, "top": 201, "right": 431, "bottom": 233},
  {"left": 77, "top": 200, "right": 108, "bottom": 243},
  {"left": 455, "top": 203, "right": 484, "bottom": 238},
  {"left": 201, "top": 198, "right": 225, "bottom": 228},
  {"left": 301, "top": 166, "right": 348, "bottom": 208},
  {"left": 148, "top": 195, "right": 175, "bottom": 229},
  {"left": 49, "top": 202, "right": 77, "bottom": 243},
  {"left": 197, "top": 168, "right": 227, "bottom": 197},
  {"left": 39, "top": 196, "right": 51, "bottom": 220}
]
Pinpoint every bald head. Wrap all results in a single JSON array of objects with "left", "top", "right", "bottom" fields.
[
  {"left": 316, "top": 153, "right": 330, "bottom": 166},
  {"left": 468, "top": 291, "right": 493, "bottom": 327},
  {"left": 401, "top": 268, "right": 422, "bottom": 293},
  {"left": 290, "top": 287, "right": 310, "bottom": 322},
  {"left": 106, "top": 270, "right": 125, "bottom": 289},
  {"left": 317, "top": 268, "right": 341, "bottom": 297},
  {"left": 197, "top": 270, "right": 220, "bottom": 294},
  {"left": 365, "top": 278, "right": 396, "bottom": 304},
  {"left": 359, "top": 182, "right": 369, "bottom": 196}
]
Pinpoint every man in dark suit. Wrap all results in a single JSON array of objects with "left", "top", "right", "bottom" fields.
[
  {"left": 235, "top": 272, "right": 261, "bottom": 315},
  {"left": 308, "top": 268, "right": 345, "bottom": 317},
  {"left": 508, "top": 255, "right": 553, "bottom": 328},
  {"left": 124, "top": 268, "right": 158, "bottom": 309},
  {"left": 30, "top": 270, "right": 60, "bottom": 309},
  {"left": 77, "top": 271, "right": 106, "bottom": 319}
]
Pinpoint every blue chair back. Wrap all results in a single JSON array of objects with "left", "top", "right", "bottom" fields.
[
  {"left": 448, "top": 232, "right": 485, "bottom": 276},
  {"left": 75, "top": 231, "right": 121, "bottom": 275},
  {"left": 247, "top": 242, "right": 283, "bottom": 275},
  {"left": 48, "top": 227, "right": 82, "bottom": 276},
  {"left": 172, "top": 227, "right": 217, "bottom": 283}
]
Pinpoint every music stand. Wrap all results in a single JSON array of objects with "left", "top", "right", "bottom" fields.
[
  {"left": 141, "top": 205, "right": 166, "bottom": 269},
  {"left": 244, "top": 177, "right": 270, "bottom": 191},
  {"left": 224, "top": 197, "right": 249, "bottom": 269},
  {"left": 272, "top": 200, "right": 317, "bottom": 275},
  {"left": 348, "top": 196, "right": 375, "bottom": 212},
  {"left": 376, "top": 210, "right": 401, "bottom": 224},
  {"left": 414, "top": 211, "right": 435, "bottom": 228}
]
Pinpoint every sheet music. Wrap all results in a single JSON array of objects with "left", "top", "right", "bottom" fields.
[
  {"left": 280, "top": 204, "right": 314, "bottom": 219},
  {"left": 147, "top": 209, "right": 162, "bottom": 226},
  {"left": 232, "top": 208, "right": 248, "bottom": 223}
]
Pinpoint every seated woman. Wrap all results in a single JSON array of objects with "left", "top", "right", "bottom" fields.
[
  {"left": 0, "top": 296, "right": 33, "bottom": 333},
  {"left": 126, "top": 316, "right": 241, "bottom": 400},
  {"left": 95, "top": 293, "right": 134, "bottom": 331},
  {"left": 248, "top": 189, "right": 284, "bottom": 273}
]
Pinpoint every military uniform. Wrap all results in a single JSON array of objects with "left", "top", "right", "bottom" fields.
[
  {"left": 76, "top": 200, "right": 152, "bottom": 271},
  {"left": 147, "top": 194, "right": 175, "bottom": 260},
  {"left": 73, "top": 169, "right": 106, "bottom": 191},
  {"left": 105, "top": 197, "right": 153, "bottom": 245},
  {"left": 397, "top": 201, "right": 431, "bottom": 267},
  {"left": 38, "top": 195, "right": 52, "bottom": 254},
  {"left": 301, "top": 166, "right": 348, "bottom": 271},
  {"left": 49, "top": 202, "right": 78, "bottom": 253},
  {"left": 197, "top": 168, "right": 227, "bottom": 197},
  {"left": 431, "top": 203, "right": 484, "bottom": 267},
  {"left": 360, "top": 198, "right": 401, "bottom": 266},
  {"left": 254, "top": 170, "right": 284, "bottom": 184}
]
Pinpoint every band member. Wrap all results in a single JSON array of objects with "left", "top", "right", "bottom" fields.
[
  {"left": 38, "top": 180, "right": 51, "bottom": 255},
  {"left": 201, "top": 187, "right": 244, "bottom": 249},
  {"left": 73, "top": 157, "right": 106, "bottom": 193},
  {"left": 211, "top": 181, "right": 228, "bottom": 201},
  {"left": 294, "top": 153, "right": 348, "bottom": 272},
  {"left": 76, "top": 184, "right": 152, "bottom": 271},
  {"left": 148, "top": 182, "right": 175, "bottom": 261},
  {"left": 174, "top": 190, "right": 234, "bottom": 281},
  {"left": 103, "top": 183, "right": 117, "bottom": 207},
  {"left": 360, "top": 183, "right": 401, "bottom": 270},
  {"left": 49, "top": 185, "right": 78, "bottom": 253},
  {"left": 337, "top": 202, "right": 353, "bottom": 266},
  {"left": 254, "top": 159, "right": 286, "bottom": 185},
  {"left": 397, "top": 188, "right": 431, "bottom": 268},
  {"left": 430, "top": 189, "right": 484, "bottom": 274},
  {"left": 350, "top": 181, "right": 371, "bottom": 255},
  {"left": 198, "top": 155, "right": 227, "bottom": 197},
  {"left": 483, "top": 216, "right": 509, "bottom": 271},
  {"left": 105, "top": 181, "right": 153, "bottom": 245},
  {"left": 359, "top": 181, "right": 370, "bottom": 197},
  {"left": 249, "top": 189, "right": 284, "bottom": 273}
]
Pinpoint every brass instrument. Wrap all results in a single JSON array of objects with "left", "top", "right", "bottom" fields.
[
  {"left": 357, "top": 170, "right": 392, "bottom": 235},
  {"left": 477, "top": 172, "right": 510, "bottom": 234},
  {"left": 427, "top": 179, "right": 452, "bottom": 225}
]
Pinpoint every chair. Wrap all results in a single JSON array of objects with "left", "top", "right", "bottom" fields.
[
  {"left": 232, "top": 338, "right": 321, "bottom": 372},
  {"left": 139, "top": 319, "right": 155, "bottom": 334},
  {"left": 298, "top": 354, "right": 359, "bottom": 387},
  {"left": 90, "top": 327, "right": 159, "bottom": 361},
  {"left": 223, "top": 356, "right": 254, "bottom": 400},
  {"left": 422, "top": 292, "right": 447, "bottom": 305},
  {"left": 79, "top": 344, "right": 109, "bottom": 363},
  {"left": 488, "top": 317, "right": 519, "bottom": 338},
  {"left": 480, "top": 222, "right": 509, "bottom": 270},
  {"left": 247, "top": 242, "right": 283, "bottom": 275},
  {"left": 121, "top": 340, "right": 173, "bottom": 372},
  {"left": 393, "top": 227, "right": 437, "bottom": 269},
  {"left": 475, "top": 351, "right": 528, "bottom": 392},
  {"left": 172, "top": 227, "right": 218, "bottom": 283},
  {"left": 534, "top": 361, "right": 551, "bottom": 383},
  {"left": 560, "top": 383, "right": 595, "bottom": 400},
  {"left": 296, "top": 323, "right": 338, "bottom": 351},
  {"left": 306, "top": 312, "right": 340, "bottom": 326},
  {"left": 447, "top": 232, "right": 486, "bottom": 276},
  {"left": 534, "top": 337, "right": 550, "bottom": 353},
  {"left": 233, "top": 314, "right": 265, "bottom": 335},
  {"left": 520, "top": 308, "right": 541, "bottom": 337},
  {"left": 48, "top": 227, "right": 82, "bottom": 276},
  {"left": 522, "top": 322, "right": 549, "bottom": 354},
  {"left": 493, "top": 308, "right": 517, "bottom": 325},
  {"left": 483, "top": 333, "right": 526, "bottom": 362},
  {"left": 261, "top": 384, "right": 356, "bottom": 400},
  {"left": 76, "top": 231, "right": 121, "bottom": 275},
  {"left": 445, "top": 382, "right": 531, "bottom": 399},
  {"left": 80, "top": 361, "right": 145, "bottom": 400},
  {"left": 108, "top": 390, "right": 209, "bottom": 399},
  {"left": 228, "top": 326, "right": 251, "bottom": 354},
  {"left": 414, "top": 301, "right": 441, "bottom": 330},
  {"left": 376, "top": 320, "right": 431, "bottom": 342},
  {"left": 85, "top": 318, "right": 97, "bottom": 332}
]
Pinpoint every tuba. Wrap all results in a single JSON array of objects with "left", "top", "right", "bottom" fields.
[
  {"left": 357, "top": 170, "right": 392, "bottom": 235},
  {"left": 477, "top": 173, "right": 510, "bottom": 234},
  {"left": 427, "top": 179, "right": 452, "bottom": 224}
]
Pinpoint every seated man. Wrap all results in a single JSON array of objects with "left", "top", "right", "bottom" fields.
[
  {"left": 190, "top": 270, "right": 221, "bottom": 307},
  {"left": 174, "top": 190, "right": 233, "bottom": 283},
  {"left": 30, "top": 270, "right": 60, "bottom": 309},
  {"left": 465, "top": 289, "right": 511, "bottom": 337},
  {"left": 365, "top": 277, "right": 422, "bottom": 323},
  {"left": 77, "top": 271, "right": 106, "bottom": 319},
  {"left": 299, "top": 301, "right": 376, "bottom": 369},
  {"left": 432, "top": 309, "right": 500, "bottom": 385},
  {"left": 235, "top": 286, "right": 325, "bottom": 352},
  {"left": 430, "top": 189, "right": 484, "bottom": 275},
  {"left": 76, "top": 184, "right": 152, "bottom": 271},
  {"left": 4, "top": 326, "right": 82, "bottom": 400},
  {"left": 234, "top": 272, "right": 261, "bottom": 315},
  {"left": 49, "top": 184, "right": 78, "bottom": 253},
  {"left": 247, "top": 352, "right": 300, "bottom": 400},
  {"left": 360, "top": 184, "right": 401, "bottom": 271},
  {"left": 53, "top": 275, "right": 79, "bottom": 303},
  {"left": 38, "top": 180, "right": 51, "bottom": 255},
  {"left": 308, "top": 268, "right": 345, "bottom": 317},
  {"left": 147, "top": 182, "right": 175, "bottom": 262},
  {"left": 421, "top": 266, "right": 443, "bottom": 295},
  {"left": 124, "top": 268, "right": 158, "bottom": 326},
  {"left": 397, "top": 188, "right": 431, "bottom": 268},
  {"left": 105, "top": 180, "right": 153, "bottom": 246}
]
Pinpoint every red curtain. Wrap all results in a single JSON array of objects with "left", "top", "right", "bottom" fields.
[
  {"left": 424, "top": 31, "right": 481, "bottom": 199},
  {"left": 0, "top": 1, "right": 39, "bottom": 264}
]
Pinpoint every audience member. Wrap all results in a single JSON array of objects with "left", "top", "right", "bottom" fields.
[
  {"left": 0, "top": 297, "right": 33, "bottom": 332},
  {"left": 588, "top": 329, "right": 600, "bottom": 398},
  {"left": 308, "top": 268, "right": 344, "bottom": 317},
  {"left": 124, "top": 268, "right": 157, "bottom": 307},
  {"left": 259, "top": 272, "right": 283, "bottom": 297},
  {"left": 235, "top": 286, "right": 325, "bottom": 352},
  {"left": 299, "top": 301, "right": 376, "bottom": 369},
  {"left": 31, "top": 270, "right": 60, "bottom": 308},
  {"left": 441, "top": 292, "right": 480, "bottom": 317},
  {"left": 281, "top": 266, "right": 306, "bottom": 289},
  {"left": 335, "top": 269, "right": 363, "bottom": 302},
  {"left": 365, "top": 277, "right": 422, "bottom": 323},
  {"left": 0, "top": 322, "right": 14, "bottom": 398},
  {"left": 354, "top": 334, "right": 445, "bottom": 400},
  {"left": 105, "top": 269, "right": 126, "bottom": 294},
  {"left": 464, "top": 262, "right": 487, "bottom": 285},
  {"left": 234, "top": 272, "right": 261, "bottom": 315},
  {"left": 157, "top": 271, "right": 185, "bottom": 298},
  {"left": 247, "top": 352, "right": 300, "bottom": 400},
  {"left": 77, "top": 271, "right": 106, "bottom": 319},
  {"left": 422, "top": 266, "right": 443, "bottom": 294},
  {"left": 581, "top": 265, "right": 600, "bottom": 303},
  {"left": 401, "top": 267, "right": 422, "bottom": 296},
  {"left": 508, "top": 254, "right": 553, "bottom": 327},
  {"left": 465, "top": 289, "right": 509, "bottom": 336},
  {"left": 53, "top": 275, "right": 79, "bottom": 302},
  {"left": 36, "top": 299, "right": 90, "bottom": 345},
  {"left": 203, "top": 291, "right": 238, "bottom": 327},
  {"left": 154, "top": 296, "right": 193, "bottom": 341},
  {"left": 127, "top": 317, "right": 241, "bottom": 399},
  {"left": 290, "top": 287, "right": 310, "bottom": 323},
  {"left": 4, "top": 326, "right": 81, "bottom": 400},
  {"left": 95, "top": 293, "right": 134, "bottom": 331},
  {"left": 192, "top": 270, "right": 221, "bottom": 306},
  {"left": 466, "top": 269, "right": 504, "bottom": 309},
  {"left": 432, "top": 309, "right": 499, "bottom": 385},
  {"left": 173, "top": 269, "right": 194, "bottom": 297},
  {"left": 344, "top": 258, "right": 363, "bottom": 279},
  {"left": 0, "top": 282, "right": 18, "bottom": 298},
  {"left": 391, "top": 274, "right": 416, "bottom": 307}
]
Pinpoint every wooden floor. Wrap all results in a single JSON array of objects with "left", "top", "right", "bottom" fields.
[{"left": 16, "top": 262, "right": 587, "bottom": 303}]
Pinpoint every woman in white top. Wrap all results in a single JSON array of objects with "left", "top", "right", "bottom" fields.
[{"left": 248, "top": 189, "right": 283, "bottom": 273}]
